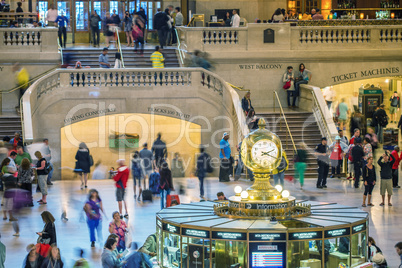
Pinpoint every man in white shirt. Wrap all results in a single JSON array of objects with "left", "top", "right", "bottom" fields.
[
  {"left": 231, "top": 10, "right": 240, "bottom": 27},
  {"left": 8, "top": 151, "right": 17, "bottom": 173},
  {"left": 46, "top": 5, "right": 58, "bottom": 27},
  {"left": 323, "top": 86, "right": 336, "bottom": 111}
]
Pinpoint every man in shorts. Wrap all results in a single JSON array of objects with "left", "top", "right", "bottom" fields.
[
  {"left": 113, "top": 159, "right": 129, "bottom": 219},
  {"left": 139, "top": 143, "right": 153, "bottom": 188},
  {"left": 378, "top": 151, "right": 395, "bottom": 206},
  {"left": 390, "top": 91, "right": 400, "bottom": 123}
]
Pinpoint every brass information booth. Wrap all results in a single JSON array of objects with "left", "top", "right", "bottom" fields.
[{"left": 155, "top": 120, "right": 370, "bottom": 268}]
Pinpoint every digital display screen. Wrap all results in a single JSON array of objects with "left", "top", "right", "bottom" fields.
[{"left": 249, "top": 242, "right": 286, "bottom": 268}]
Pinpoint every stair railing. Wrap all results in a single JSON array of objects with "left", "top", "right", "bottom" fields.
[
  {"left": 273, "top": 91, "right": 297, "bottom": 153},
  {"left": 115, "top": 28, "right": 125, "bottom": 68},
  {"left": 311, "top": 90, "right": 334, "bottom": 145},
  {"left": 174, "top": 28, "right": 185, "bottom": 66}
]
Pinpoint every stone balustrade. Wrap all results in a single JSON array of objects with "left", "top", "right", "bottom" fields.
[
  {"left": 177, "top": 23, "right": 402, "bottom": 53},
  {"left": 0, "top": 27, "right": 59, "bottom": 62}
]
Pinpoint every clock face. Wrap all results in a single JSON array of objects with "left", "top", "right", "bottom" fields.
[{"left": 251, "top": 139, "right": 279, "bottom": 167}]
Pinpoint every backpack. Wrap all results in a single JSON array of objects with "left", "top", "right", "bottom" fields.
[
  {"left": 149, "top": 172, "right": 160, "bottom": 194},
  {"left": 132, "top": 159, "right": 142, "bottom": 178},
  {"left": 43, "top": 161, "right": 52, "bottom": 175},
  {"left": 379, "top": 115, "right": 388, "bottom": 127},
  {"left": 206, "top": 156, "right": 213, "bottom": 173},
  {"left": 277, "top": 156, "right": 288, "bottom": 172}
]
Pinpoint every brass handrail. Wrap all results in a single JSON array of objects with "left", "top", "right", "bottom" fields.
[
  {"left": 227, "top": 83, "right": 251, "bottom": 92},
  {"left": 115, "top": 28, "right": 125, "bottom": 68},
  {"left": 273, "top": 91, "right": 297, "bottom": 152},
  {"left": 174, "top": 28, "right": 184, "bottom": 66},
  {"left": 311, "top": 90, "right": 334, "bottom": 144}
]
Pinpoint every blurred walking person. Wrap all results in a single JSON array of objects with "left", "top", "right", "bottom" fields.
[
  {"left": 139, "top": 143, "right": 153, "bottom": 190},
  {"left": 295, "top": 142, "right": 308, "bottom": 189},
  {"left": 42, "top": 138, "right": 53, "bottom": 186},
  {"left": 1, "top": 158, "right": 18, "bottom": 221},
  {"left": 74, "top": 142, "right": 92, "bottom": 190},
  {"left": 152, "top": 133, "right": 167, "bottom": 168},
  {"left": 351, "top": 138, "right": 364, "bottom": 189},
  {"left": 84, "top": 189, "right": 104, "bottom": 248},
  {"left": 219, "top": 132, "right": 232, "bottom": 182},
  {"left": 55, "top": 12, "right": 68, "bottom": 48},
  {"left": 90, "top": 11, "right": 101, "bottom": 47},
  {"left": 41, "top": 244, "right": 64, "bottom": 268},
  {"left": 197, "top": 147, "right": 211, "bottom": 198},
  {"left": 132, "top": 151, "right": 143, "bottom": 201},
  {"left": 391, "top": 146, "right": 402, "bottom": 188},
  {"left": 133, "top": 15, "right": 145, "bottom": 55}
]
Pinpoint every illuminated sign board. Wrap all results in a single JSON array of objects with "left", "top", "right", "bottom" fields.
[
  {"left": 352, "top": 223, "right": 366, "bottom": 234},
  {"left": 212, "top": 231, "right": 247, "bottom": 240},
  {"left": 249, "top": 233, "right": 286, "bottom": 241},
  {"left": 249, "top": 242, "right": 286, "bottom": 268},
  {"left": 162, "top": 223, "right": 180, "bottom": 234},
  {"left": 325, "top": 228, "right": 350, "bottom": 238},
  {"left": 289, "top": 231, "right": 322, "bottom": 240},
  {"left": 182, "top": 228, "right": 210, "bottom": 238}
]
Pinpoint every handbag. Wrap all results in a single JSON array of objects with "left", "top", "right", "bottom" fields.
[
  {"left": 283, "top": 80, "right": 291, "bottom": 90},
  {"left": 89, "top": 155, "right": 94, "bottom": 166}
]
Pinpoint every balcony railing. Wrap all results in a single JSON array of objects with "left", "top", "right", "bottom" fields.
[
  {"left": 22, "top": 68, "right": 247, "bottom": 146},
  {"left": 177, "top": 23, "right": 402, "bottom": 52}
]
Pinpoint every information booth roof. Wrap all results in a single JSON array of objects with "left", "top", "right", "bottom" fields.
[
  {"left": 308, "top": 215, "right": 367, "bottom": 224},
  {"left": 294, "top": 216, "right": 352, "bottom": 227},
  {"left": 212, "top": 219, "right": 257, "bottom": 230},
  {"left": 182, "top": 217, "right": 236, "bottom": 228},
  {"left": 248, "top": 220, "right": 287, "bottom": 230},
  {"left": 164, "top": 215, "right": 220, "bottom": 224}
]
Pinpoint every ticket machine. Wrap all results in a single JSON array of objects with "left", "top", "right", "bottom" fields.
[{"left": 359, "top": 86, "right": 383, "bottom": 131}]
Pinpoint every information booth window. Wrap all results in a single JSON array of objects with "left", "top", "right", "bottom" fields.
[
  {"left": 211, "top": 231, "right": 247, "bottom": 268},
  {"left": 181, "top": 228, "right": 211, "bottom": 268},
  {"left": 351, "top": 223, "right": 367, "bottom": 267},
  {"left": 288, "top": 231, "right": 323, "bottom": 268},
  {"left": 324, "top": 228, "right": 351, "bottom": 268},
  {"left": 162, "top": 223, "right": 181, "bottom": 268},
  {"left": 248, "top": 233, "right": 287, "bottom": 268}
]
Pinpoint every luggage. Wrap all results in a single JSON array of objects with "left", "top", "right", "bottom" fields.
[
  {"left": 148, "top": 172, "right": 160, "bottom": 194},
  {"left": 142, "top": 189, "right": 153, "bottom": 202},
  {"left": 166, "top": 194, "right": 180, "bottom": 207}
]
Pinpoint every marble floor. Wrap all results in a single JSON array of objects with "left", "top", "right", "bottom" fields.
[{"left": 1, "top": 174, "right": 401, "bottom": 267}]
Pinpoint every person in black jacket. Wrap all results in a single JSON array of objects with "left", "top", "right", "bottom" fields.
[
  {"left": 378, "top": 151, "right": 395, "bottom": 206},
  {"left": 24, "top": 244, "right": 45, "bottom": 268},
  {"left": 153, "top": 8, "right": 169, "bottom": 48},
  {"left": 196, "top": 147, "right": 211, "bottom": 198},
  {"left": 159, "top": 161, "right": 173, "bottom": 209},
  {"left": 74, "top": 142, "right": 92, "bottom": 190},
  {"left": 351, "top": 137, "right": 364, "bottom": 188},
  {"left": 314, "top": 137, "right": 329, "bottom": 189},
  {"left": 373, "top": 104, "right": 388, "bottom": 144},
  {"left": 37, "top": 211, "right": 57, "bottom": 246},
  {"left": 152, "top": 133, "right": 167, "bottom": 168},
  {"left": 241, "top": 91, "right": 254, "bottom": 115},
  {"left": 362, "top": 156, "right": 376, "bottom": 207}
]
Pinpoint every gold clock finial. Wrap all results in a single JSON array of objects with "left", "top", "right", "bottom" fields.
[{"left": 258, "top": 118, "right": 266, "bottom": 129}]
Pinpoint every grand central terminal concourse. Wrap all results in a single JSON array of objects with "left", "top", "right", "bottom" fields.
[{"left": 2, "top": 0, "right": 402, "bottom": 267}]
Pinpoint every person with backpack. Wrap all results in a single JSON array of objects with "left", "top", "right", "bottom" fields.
[
  {"left": 295, "top": 142, "right": 308, "bottom": 189},
  {"left": 90, "top": 10, "right": 101, "bottom": 47},
  {"left": 329, "top": 136, "right": 348, "bottom": 179},
  {"left": 196, "top": 147, "right": 212, "bottom": 199},
  {"left": 35, "top": 151, "right": 48, "bottom": 205},
  {"left": 272, "top": 151, "right": 289, "bottom": 187},
  {"left": 159, "top": 161, "right": 173, "bottom": 209},
  {"left": 374, "top": 104, "right": 388, "bottom": 144},
  {"left": 131, "top": 151, "right": 143, "bottom": 201}
]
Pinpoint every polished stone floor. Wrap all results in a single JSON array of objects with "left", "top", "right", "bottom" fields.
[{"left": 1, "top": 173, "right": 401, "bottom": 267}]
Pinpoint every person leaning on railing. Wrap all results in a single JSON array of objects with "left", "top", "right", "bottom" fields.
[{"left": 294, "top": 63, "right": 312, "bottom": 108}]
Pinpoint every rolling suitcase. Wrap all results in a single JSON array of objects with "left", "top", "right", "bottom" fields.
[{"left": 142, "top": 189, "right": 153, "bottom": 202}]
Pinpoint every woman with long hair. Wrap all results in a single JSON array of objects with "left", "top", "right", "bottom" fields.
[
  {"left": 23, "top": 243, "right": 45, "bottom": 268},
  {"left": 41, "top": 244, "right": 64, "bottom": 268},
  {"left": 362, "top": 156, "right": 376, "bottom": 207},
  {"left": 35, "top": 151, "right": 48, "bottom": 204},
  {"left": 294, "top": 63, "right": 312, "bottom": 107},
  {"left": 84, "top": 189, "right": 104, "bottom": 248},
  {"left": 37, "top": 211, "right": 57, "bottom": 246},
  {"left": 74, "top": 142, "right": 92, "bottom": 190},
  {"left": 18, "top": 157, "right": 34, "bottom": 207},
  {"left": 123, "top": 11, "right": 133, "bottom": 46},
  {"left": 224, "top": 12, "right": 231, "bottom": 27}
]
